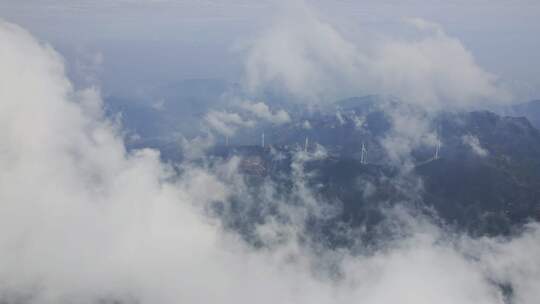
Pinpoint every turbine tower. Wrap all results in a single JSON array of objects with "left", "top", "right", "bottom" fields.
[
  {"left": 304, "top": 136, "right": 309, "bottom": 152},
  {"left": 261, "top": 132, "right": 265, "bottom": 148},
  {"left": 434, "top": 139, "right": 441, "bottom": 160},
  {"left": 361, "top": 142, "right": 368, "bottom": 164},
  {"left": 434, "top": 125, "right": 442, "bottom": 160}
]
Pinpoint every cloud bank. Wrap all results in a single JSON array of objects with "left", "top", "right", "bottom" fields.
[
  {"left": 1, "top": 19, "right": 540, "bottom": 304},
  {"left": 243, "top": 1, "right": 510, "bottom": 109},
  {"left": 239, "top": 101, "right": 291, "bottom": 124},
  {"left": 204, "top": 110, "right": 255, "bottom": 136},
  {"left": 203, "top": 100, "right": 290, "bottom": 140}
]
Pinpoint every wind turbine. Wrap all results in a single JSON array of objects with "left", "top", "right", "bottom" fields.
[
  {"left": 434, "top": 139, "right": 441, "bottom": 160},
  {"left": 361, "top": 142, "right": 368, "bottom": 164},
  {"left": 434, "top": 125, "right": 442, "bottom": 160}
]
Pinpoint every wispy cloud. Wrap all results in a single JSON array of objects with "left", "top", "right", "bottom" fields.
[
  {"left": 243, "top": 0, "right": 511, "bottom": 108},
  {"left": 238, "top": 100, "right": 290, "bottom": 124}
]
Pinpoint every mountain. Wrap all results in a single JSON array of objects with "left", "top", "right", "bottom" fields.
[
  {"left": 419, "top": 111, "right": 540, "bottom": 235},
  {"left": 208, "top": 102, "right": 540, "bottom": 240},
  {"left": 494, "top": 99, "right": 540, "bottom": 129},
  {"left": 113, "top": 93, "right": 540, "bottom": 239}
]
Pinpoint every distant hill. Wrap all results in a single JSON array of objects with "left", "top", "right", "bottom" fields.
[
  {"left": 205, "top": 102, "right": 540, "bottom": 240},
  {"left": 494, "top": 99, "right": 540, "bottom": 129},
  {"left": 109, "top": 93, "right": 540, "bottom": 238}
]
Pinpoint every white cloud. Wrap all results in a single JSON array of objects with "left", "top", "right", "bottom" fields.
[
  {"left": 243, "top": 0, "right": 362, "bottom": 103},
  {"left": 335, "top": 110, "right": 345, "bottom": 125},
  {"left": 179, "top": 133, "right": 216, "bottom": 160},
  {"left": 243, "top": 0, "right": 507, "bottom": 162},
  {"left": 405, "top": 17, "right": 444, "bottom": 34},
  {"left": 203, "top": 101, "right": 290, "bottom": 140},
  {"left": 243, "top": 1, "right": 511, "bottom": 109},
  {"left": 204, "top": 110, "right": 255, "bottom": 136},
  {"left": 239, "top": 101, "right": 291, "bottom": 124},
  {"left": 368, "top": 20, "right": 511, "bottom": 110},
  {"left": 352, "top": 114, "right": 366, "bottom": 129},
  {"left": 380, "top": 105, "right": 439, "bottom": 165},
  {"left": 462, "top": 134, "right": 489, "bottom": 157}
]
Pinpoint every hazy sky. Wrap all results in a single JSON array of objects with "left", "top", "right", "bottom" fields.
[{"left": 1, "top": 0, "right": 539, "bottom": 100}]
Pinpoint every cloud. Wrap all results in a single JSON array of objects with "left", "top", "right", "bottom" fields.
[
  {"left": 379, "top": 104, "right": 439, "bottom": 165},
  {"left": 243, "top": 1, "right": 511, "bottom": 109},
  {"left": 405, "top": 17, "right": 444, "bottom": 34},
  {"left": 179, "top": 133, "right": 216, "bottom": 160},
  {"left": 204, "top": 110, "right": 255, "bottom": 136},
  {"left": 203, "top": 101, "right": 290, "bottom": 140},
  {"left": 368, "top": 19, "right": 511, "bottom": 110},
  {"left": 2, "top": 18, "right": 540, "bottom": 304},
  {"left": 242, "top": 0, "right": 508, "bottom": 163},
  {"left": 243, "top": 0, "right": 362, "bottom": 103},
  {"left": 335, "top": 110, "right": 346, "bottom": 125},
  {"left": 239, "top": 101, "right": 291, "bottom": 124},
  {"left": 462, "top": 134, "right": 489, "bottom": 157}
]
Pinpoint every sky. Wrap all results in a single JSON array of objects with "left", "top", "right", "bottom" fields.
[{"left": 0, "top": 0, "right": 539, "bottom": 101}]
